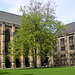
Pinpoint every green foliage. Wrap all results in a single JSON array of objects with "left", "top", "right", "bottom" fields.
[{"left": 8, "top": 1, "right": 65, "bottom": 59}]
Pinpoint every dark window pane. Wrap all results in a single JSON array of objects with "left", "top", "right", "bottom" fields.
[
  {"left": 61, "top": 38, "right": 65, "bottom": 45},
  {"left": 5, "top": 29, "right": 10, "bottom": 55},
  {"left": 5, "top": 29, "right": 10, "bottom": 42},
  {"left": 61, "top": 46, "right": 65, "bottom": 51},
  {"left": 70, "top": 45, "right": 74, "bottom": 50},
  {"left": 69, "top": 36, "right": 73, "bottom": 44},
  {"left": 54, "top": 47, "right": 57, "bottom": 52}
]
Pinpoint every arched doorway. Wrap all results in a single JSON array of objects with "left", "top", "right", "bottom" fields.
[
  {"left": 15, "top": 59, "right": 21, "bottom": 68},
  {"left": 41, "top": 57, "right": 44, "bottom": 66},
  {"left": 5, "top": 59, "right": 11, "bottom": 68},
  {"left": 45, "top": 57, "right": 49, "bottom": 65},
  {"left": 41, "top": 57, "right": 49, "bottom": 66},
  {"left": 25, "top": 57, "right": 29, "bottom": 67},
  {"left": 44, "top": 57, "right": 49, "bottom": 66}
]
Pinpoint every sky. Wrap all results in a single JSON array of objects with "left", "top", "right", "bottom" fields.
[{"left": 0, "top": 0, "right": 75, "bottom": 24}]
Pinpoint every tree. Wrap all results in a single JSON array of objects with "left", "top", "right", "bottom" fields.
[{"left": 8, "top": 0, "right": 65, "bottom": 68}]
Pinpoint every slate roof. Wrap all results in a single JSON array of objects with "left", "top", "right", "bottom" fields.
[
  {"left": 65, "top": 22, "right": 75, "bottom": 33},
  {"left": 0, "top": 11, "right": 75, "bottom": 33},
  {"left": 0, "top": 11, "right": 21, "bottom": 25}
]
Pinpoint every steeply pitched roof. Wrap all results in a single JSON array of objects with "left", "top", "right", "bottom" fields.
[
  {"left": 0, "top": 11, "right": 21, "bottom": 25},
  {"left": 0, "top": 10, "right": 75, "bottom": 33},
  {"left": 65, "top": 22, "right": 75, "bottom": 33}
]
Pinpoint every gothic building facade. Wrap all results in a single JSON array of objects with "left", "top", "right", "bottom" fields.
[
  {"left": 0, "top": 11, "right": 46, "bottom": 68},
  {"left": 56, "top": 23, "right": 75, "bottom": 66},
  {"left": 0, "top": 11, "right": 75, "bottom": 69}
]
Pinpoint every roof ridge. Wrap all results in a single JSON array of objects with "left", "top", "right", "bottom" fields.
[
  {"left": 66, "top": 22, "right": 75, "bottom": 26},
  {"left": 0, "top": 10, "right": 21, "bottom": 17}
]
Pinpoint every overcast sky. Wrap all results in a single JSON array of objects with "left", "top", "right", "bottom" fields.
[{"left": 0, "top": 0, "right": 75, "bottom": 24}]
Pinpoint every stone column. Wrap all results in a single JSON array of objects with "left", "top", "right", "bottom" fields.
[
  {"left": 74, "top": 33, "right": 75, "bottom": 50},
  {"left": 49, "top": 56, "right": 51, "bottom": 67},
  {"left": 21, "top": 49, "right": 25, "bottom": 68},
  {"left": 57, "top": 38, "right": 61, "bottom": 65},
  {"left": 66, "top": 36, "right": 70, "bottom": 66},
  {"left": 11, "top": 24, "right": 15, "bottom": 68},
  {"left": 29, "top": 56, "right": 34, "bottom": 68},
  {"left": 21, "top": 55, "right": 25, "bottom": 68},
  {"left": 65, "top": 35, "right": 68, "bottom": 65},
  {"left": 37, "top": 55, "right": 41, "bottom": 67},
  {"left": 74, "top": 33, "right": 75, "bottom": 65},
  {"left": 29, "top": 50, "right": 34, "bottom": 68},
  {"left": 51, "top": 55, "right": 54, "bottom": 66},
  {"left": 1, "top": 22, "right": 5, "bottom": 68},
  {"left": 37, "top": 48, "right": 41, "bottom": 67}
]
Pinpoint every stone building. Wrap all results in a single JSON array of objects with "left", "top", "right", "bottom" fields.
[
  {"left": 0, "top": 10, "right": 75, "bottom": 69},
  {"left": 55, "top": 23, "right": 75, "bottom": 66},
  {"left": 0, "top": 11, "right": 47, "bottom": 69}
]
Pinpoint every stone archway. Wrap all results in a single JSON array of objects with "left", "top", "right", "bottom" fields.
[
  {"left": 45, "top": 57, "right": 49, "bottom": 65},
  {"left": 15, "top": 59, "right": 21, "bottom": 68},
  {"left": 41, "top": 57, "right": 44, "bottom": 66},
  {"left": 5, "top": 59, "right": 11, "bottom": 68},
  {"left": 41, "top": 57, "right": 49, "bottom": 66},
  {"left": 25, "top": 57, "right": 29, "bottom": 67}
]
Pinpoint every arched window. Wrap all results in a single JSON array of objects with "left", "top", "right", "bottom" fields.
[
  {"left": 5, "top": 29, "right": 10, "bottom": 42},
  {"left": 5, "top": 29, "right": 10, "bottom": 54}
]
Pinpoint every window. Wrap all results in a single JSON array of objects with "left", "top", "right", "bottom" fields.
[
  {"left": 54, "top": 47, "right": 57, "bottom": 52},
  {"left": 5, "top": 29, "right": 10, "bottom": 55},
  {"left": 60, "top": 38, "right": 65, "bottom": 51},
  {"left": 61, "top": 46, "right": 65, "bottom": 51},
  {"left": 5, "top": 29, "right": 10, "bottom": 42},
  {"left": 69, "top": 36, "right": 74, "bottom": 50},
  {"left": 61, "top": 38, "right": 65, "bottom": 45},
  {"left": 69, "top": 36, "right": 73, "bottom": 44},
  {"left": 70, "top": 45, "right": 74, "bottom": 50}
]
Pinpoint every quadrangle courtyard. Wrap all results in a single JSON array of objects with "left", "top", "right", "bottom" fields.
[{"left": 0, "top": 66, "right": 75, "bottom": 75}]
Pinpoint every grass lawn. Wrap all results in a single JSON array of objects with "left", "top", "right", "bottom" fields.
[{"left": 0, "top": 66, "right": 75, "bottom": 75}]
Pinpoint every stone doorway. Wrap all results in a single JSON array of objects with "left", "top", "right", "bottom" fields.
[
  {"left": 41, "top": 57, "right": 44, "bottom": 66},
  {"left": 25, "top": 57, "right": 29, "bottom": 67},
  {"left": 15, "top": 59, "right": 21, "bottom": 68},
  {"left": 5, "top": 59, "right": 11, "bottom": 68},
  {"left": 45, "top": 57, "right": 49, "bottom": 65},
  {"left": 41, "top": 57, "right": 49, "bottom": 66}
]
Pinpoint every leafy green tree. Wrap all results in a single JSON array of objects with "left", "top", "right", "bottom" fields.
[{"left": 8, "top": 0, "right": 65, "bottom": 67}]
